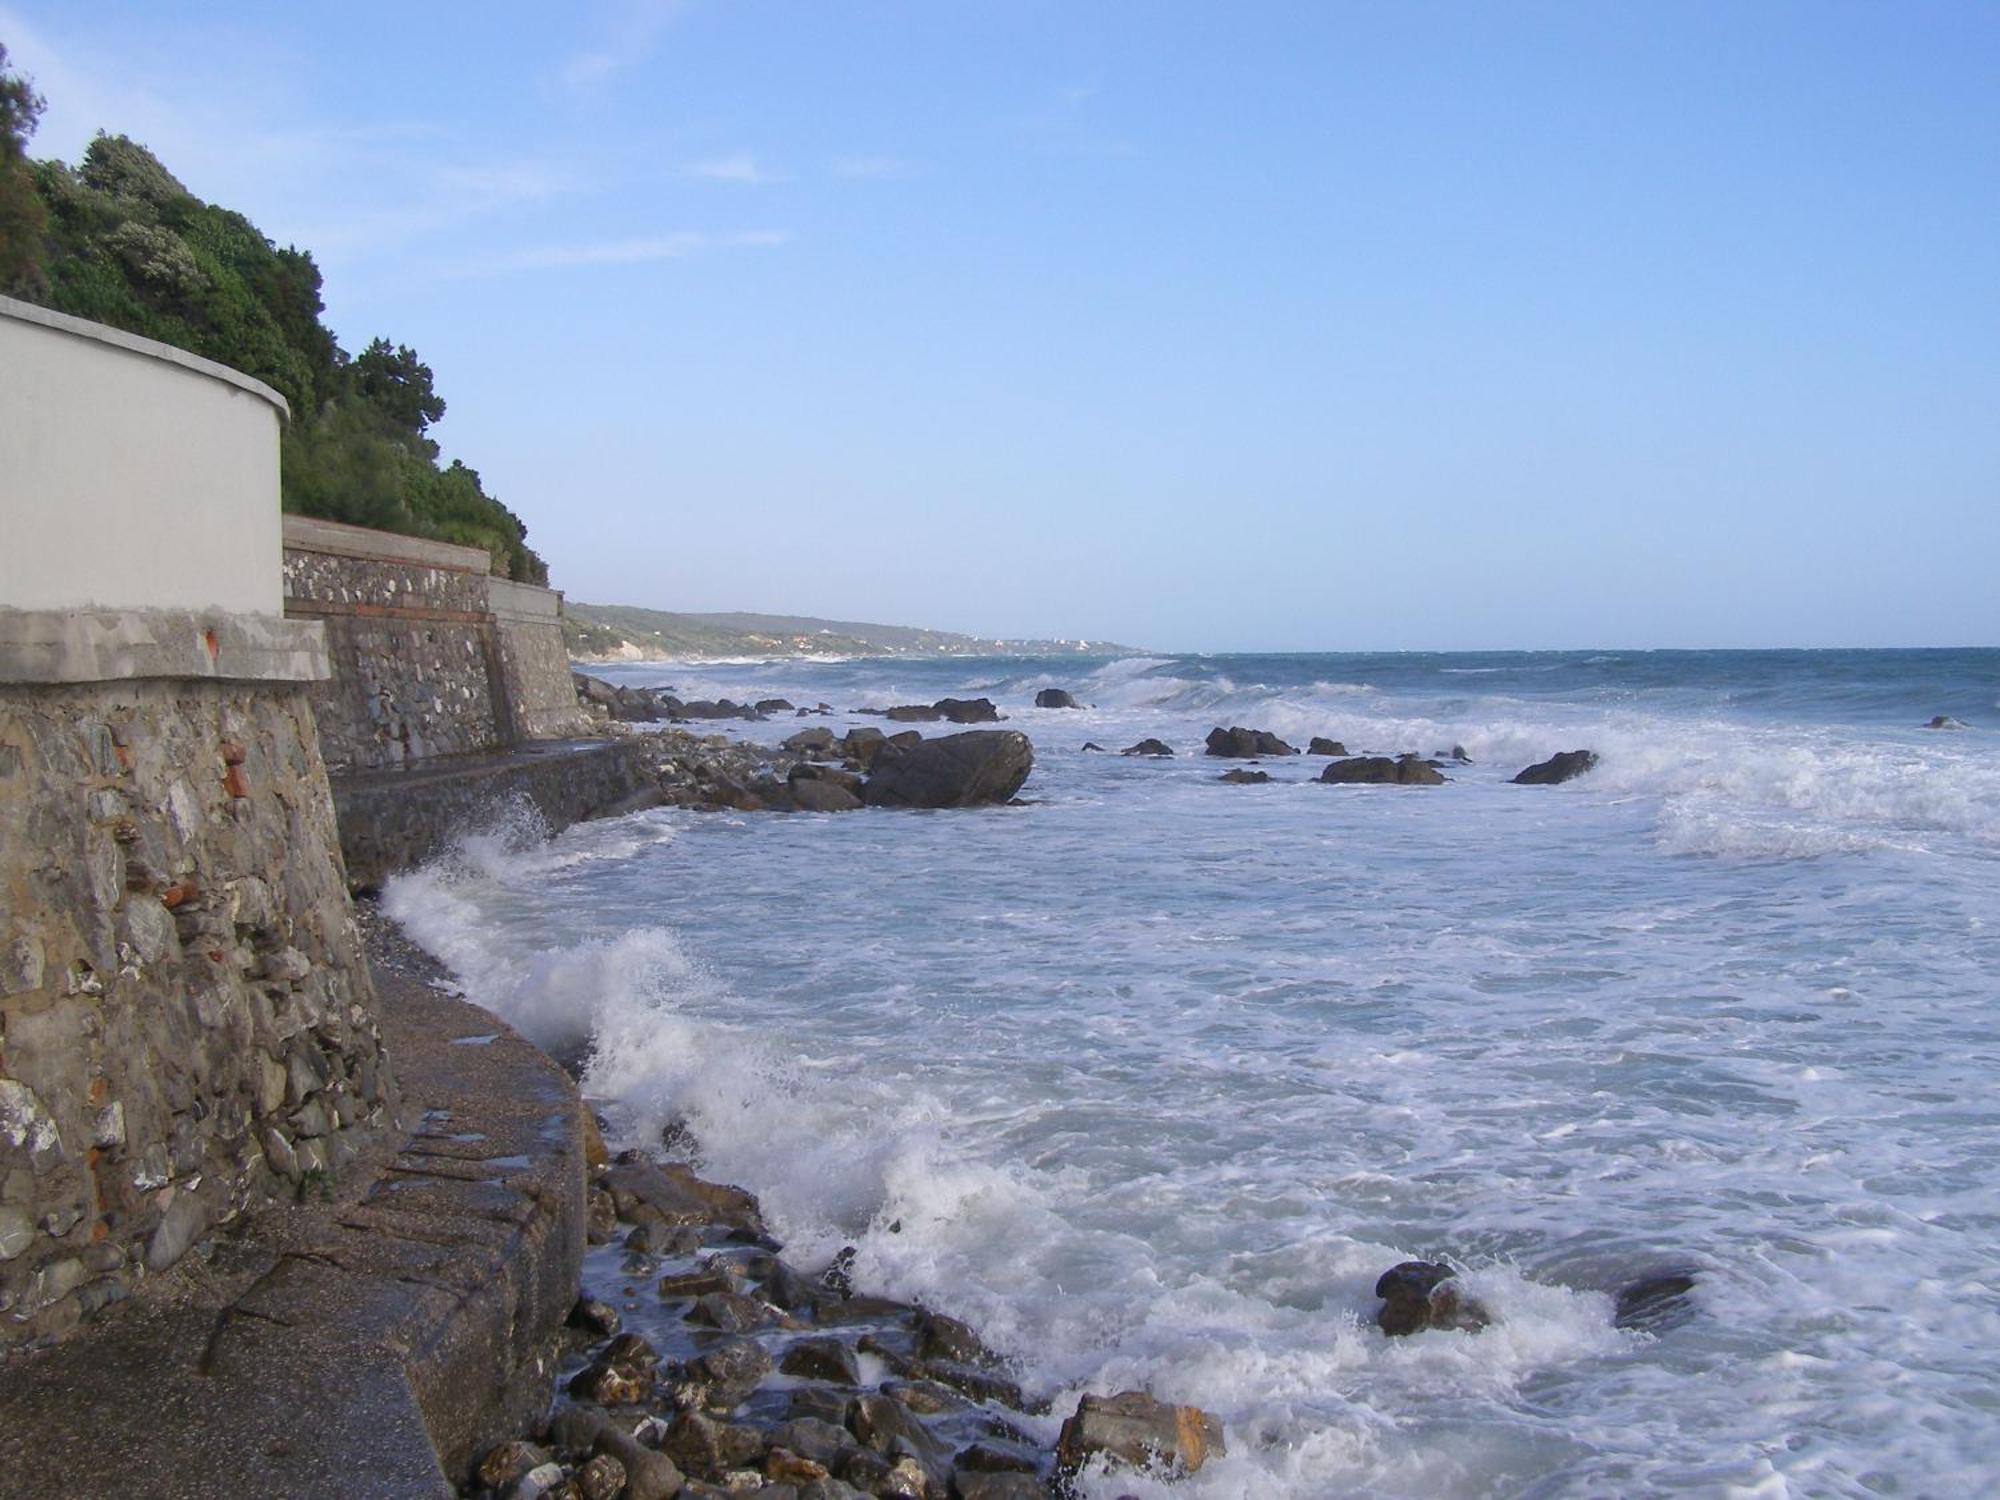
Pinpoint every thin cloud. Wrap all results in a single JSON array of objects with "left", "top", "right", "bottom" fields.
[
  {"left": 449, "top": 229, "right": 789, "bottom": 278},
  {"left": 557, "top": 0, "right": 683, "bottom": 90},
  {"left": 832, "top": 155, "right": 915, "bottom": 180},
  {"left": 684, "top": 151, "right": 785, "bottom": 185}
]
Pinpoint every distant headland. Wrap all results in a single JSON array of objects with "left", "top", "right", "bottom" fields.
[{"left": 564, "top": 600, "right": 1144, "bottom": 661}]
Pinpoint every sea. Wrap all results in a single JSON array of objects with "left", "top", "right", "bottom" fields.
[{"left": 381, "top": 649, "right": 2000, "bottom": 1499}]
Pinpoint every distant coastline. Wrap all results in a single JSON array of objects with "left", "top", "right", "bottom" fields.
[{"left": 564, "top": 598, "right": 1144, "bottom": 663}]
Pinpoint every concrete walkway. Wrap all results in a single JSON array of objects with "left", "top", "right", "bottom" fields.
[{"left": 0, "top": 915, "right": 585, "bottom": 1498}]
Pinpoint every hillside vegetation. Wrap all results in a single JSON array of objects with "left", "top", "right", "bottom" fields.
[{"left": 0, "top": 45, "right": 545, "bottom": 583}]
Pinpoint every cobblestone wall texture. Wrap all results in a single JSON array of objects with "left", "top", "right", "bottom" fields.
[
  {"left": 283, "top": 543, "right": 590, "bottom": 771},
  {"left": 0, "top": 680, "right": 398, "bottom": 1349}
]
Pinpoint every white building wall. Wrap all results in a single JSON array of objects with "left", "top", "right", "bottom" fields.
[{"left": 0, "top": 297, "right": 290, "bottom": 617}]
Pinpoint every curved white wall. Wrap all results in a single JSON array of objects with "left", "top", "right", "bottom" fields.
[{"left": 0, "top": 297, "right": 290, "bottom": 617}]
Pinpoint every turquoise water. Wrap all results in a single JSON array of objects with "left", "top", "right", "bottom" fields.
[{"left": 388, "top": 649, "right": 2000, "bottom": 1498}]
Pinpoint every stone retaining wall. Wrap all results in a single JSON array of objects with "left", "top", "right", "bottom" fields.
[
  {"left": 0, "top": 678, "right": 398, "bottom": 1348},
  {"left": 282, "top": 516, "right": 593, "bottom": 772}
]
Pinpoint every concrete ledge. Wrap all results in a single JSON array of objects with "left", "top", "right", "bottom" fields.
[
  {"left": 0, "top": 921, "right": 587, "bottom": 1497},
  {"left": 0, "top": 608, "right": 330, "bottom": 685},
  {"left": 333, "top": 738, "right": 657, "bottom": 890},
  {"left": 283, "top": 514, "right": 492, "bottom": 574}
]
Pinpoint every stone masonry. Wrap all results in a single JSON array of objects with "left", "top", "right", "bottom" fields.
[{"left": 0, "top": 678, "right": 398, "bottom": 1349}]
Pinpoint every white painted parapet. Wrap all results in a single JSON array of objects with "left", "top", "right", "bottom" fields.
[{"left": 0, "top": 296, "right": 326, "bottom": 684}]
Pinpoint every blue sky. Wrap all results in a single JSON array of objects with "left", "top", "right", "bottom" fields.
[{"left": 6, "top": 2, "right": 1996, "bottom": 651}]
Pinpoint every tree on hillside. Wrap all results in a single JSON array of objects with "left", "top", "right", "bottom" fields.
[
  {"left": 352, "top": 337, "right": 446, "bottom": 441},
  {"left": 0, "top": 43, "right": 48, "bottom": 290}
]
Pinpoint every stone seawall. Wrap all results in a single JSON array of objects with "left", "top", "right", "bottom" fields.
[
  {"left": 281, "top": 515, "right": 592, "bottom": 773},
  {"left": 0, "top": 678, "right": 397, "bottom": 1349},
  {"left": 333, "top": 738, "right": 659, "bottom": 891}
]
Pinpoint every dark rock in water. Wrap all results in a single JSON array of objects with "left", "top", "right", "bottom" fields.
[
  {"left": 1614, "top": 1271, "right": 1698, "bottom": 1330},
  {"left": 936, "top": 696, "right": 1002, "bottom": 724},
  {"left": 1218, "top": 769, "right": 1271, "bottom": 784},
  {"left": 1374, "top": 1260, "right": 1491, "bottom": 1336},
  {"left": 782, "top": 1337, "right": 863, "bottom": 1386},
  {"left": 1056, "top": 1390, "right": 1225, "bottom": 1478},
  {"left": 1308, "top": 737, "right": 1348, "bottom": 757},
  {"left": 953, "top": 1473, "right": 1046, "bottom": 1500},
  {"left": 841, "top": 727, "right": 890, "bottom": 768},
  {"left": 1121, "top": 738, "right": 1174, "bottom": 757},
  {"left": 916, "top": 1309, "right": 993, "bottom": 1366},
  {"left": 1513, "top": 749, "right": 1599, "bottom": 785},
  {"left": 821, "top": 1246, "right": 858, "bottom": 1297},
  {"left": 568, "top": 1296, "right": 621, "bottom": 1338},
  {"left": 661, "top": 1408, "right": 767, "bottom": 1475},
  {"left": 686, "top": 1291, "right": 776, "bottom": 1332},
  {"left": 1923, "top": 715, "right": 1969, "bottom": 730},
  {"left": 1439, "top": 744, "right": 1472, "bottom": 764},
  {"left": 686, "top": 1337, "right": 775, "bottom": 1411},
  {"left": 790, "top": 778, "right": 864, "bottom": 813},
  {"left": 884, "top": 703, "right": 943, "bottom": 722},
  {"left": 1205, "top": 725, "right": 1298, "bottom": 758},
  {"left": 1035, "top": 688, "right": 1083, "bottom": 709},
  {"left": 783, "top": 727, "right": 837, "bottom": 754},
  {"left": 756, "top": 698, "right": 795, "bottom": 713},
  {"left": 1081, "top": 742, "right": 1107, "bottom": 752},
  {"left": 863, "top": 731, "right": 1034, "bottom": 809},
  {"left": 1320, "top": 755, "right": 1445, "bottom": 786}
]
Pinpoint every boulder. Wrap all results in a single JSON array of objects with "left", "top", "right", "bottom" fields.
[
  {"left": 1319, "top": 755, "right": 1444, "bottom": 786},
  {"left": 1218, "top": 769, "right": 1270, "bottom": 785},
  {"left": 1307, "top": 737, "right": 1348, "bottom": 757},
  {"left": 1438, "top": 744, "right": 1472, "bottom": 764},
  {"left": 883, "top": 704, "right": 943, "bottom": 722},
  {"left": 1512, "top": 749, "right": 1599, "bottom": 785},
  {"left": 790, "top": 779, "right": 864, "bottom": 813},
  {"left": 783, "top": 728, "right": 838, "bottom": 754},
  {"left": 757, "top": 698, "right": 796, "bottom": 713},
  {"left": 936, "top": 696, "right": 1002, "bottom": 724},
  {"left": 1374, "top": 1261, "right": 1491, "bottom": 1336},
  {"left": 782, "top": 1337, "right": 863, "bottom": 1386},
  {"left": 1205, "top": 726, "right": 1297, "bottom": 758},
  {"left": 1081, "top": 742, "right": 1106, "bottom": 752},
  {"left": 1035, "top": 689, "right": 1082, "bottom": 709},
  {"left": 591, "top": 1427, "right": 683, "bottom": 1500},
  {"left": 863, "top": 732, "right": 1034, "bottom": 809},
  {"left": 1055, "top": 1390, "right": 1224, "bottom": 1479},
  {"left": 1120, "top": 738, "right": 1174, "bottom": 757},
  {"left": 1923, "top": 715, "right": 1969, "bottom": 730}
]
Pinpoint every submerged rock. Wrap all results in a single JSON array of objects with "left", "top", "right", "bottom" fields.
[
  {"left": 1374, "top": 1261, "right": 1491, "bottom": 1336},
  {"left": 1923, "top": 715, "right": 1969, "bottom": 730},
  {"left": 1055, "top": 1390, "right": 1224, "bottom": 1479},
  {"left": 1512, "top": 749, "right": 1599, "bottom": 785},
  {"left": 1218, "top": 769, "right": 1271, "bottom": 784},
  {"left": 1319, "top": 755, "right": 1444, "bottom": 786},
  {"left": 863, "top": 731, "right": 1034, "bottom": 809},
  {"left": 1205, "top": 725, "right": 1297, "bottom": 758},
  {"left": 1035, "top": 688, "right": 1083, "bottom": 709},
  {"left": 1613, "top": 1270, "right": 1698, "bottom": 1330},
  {"left": 1121, "top": 738, "right": 1174, "bottom": 757}
]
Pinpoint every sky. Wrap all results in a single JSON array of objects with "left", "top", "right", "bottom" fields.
[{"left": 5, "top": 2, "right": 1997, "bottom": 652}]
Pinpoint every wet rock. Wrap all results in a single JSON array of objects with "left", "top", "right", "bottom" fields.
[
  {"left": 1923, "top": 715, "right": 1969, "bottom": 730},
  {"left": 851, "top": 1392, "right": 952, "bottom": 1471},
  {"left": 1204, "top": 726, "right": 1296, "bottom": 758},
  {"left": 688, "top": 1291, "right": 779, "bottom": 1332},
  {"left": 1120, "top": 738, "right": 1173, "bottom": 757},
  {"left": 952, "top": 1473, "right": 1045, "bottom": 1500},
  {"left": 686, "top": 1337, "right": 777, "bottom": 1411},
  {"left": 936, "top": 698, "right": 1002, "bottom": 724},
  {"left": 1439, "top": 744, "right": 1472, "bottom": 764},
  {"left": 1035, "top": 689, "right": 1082, "bottom": 709},
  {"left": 1613, "top": 1270, "right": 1698, "bottom": 1330},
  {"left": 757, "top": 1257, "right": 823, "bottom": 1312},
  {"left": 821, "top": 1246, "right": 858, "bottom": 1297},
  {"left": 1511, "top": 749, "right": 1599, "bottom": 785},
  {"left": 1319, "top": 755, "right": 1445, "bottom": 786},
  {"left": 791, "top": 779, "right": 865, "bottom": 814},
  {"left": 480, "top": 1440, "right": 551, "bottom": 1490},
  {"left": 768, "top": 1447, "right": 833, "bottom": 1486},
  {"left": 773, "top": 1417, "right": 859, "bottom": 1469},
  {"left": 1307, "top": 737, "right": 1348, "bottom": 756},
  {"left": 783, "top": 1336, "right": 863, "bottom": 1385},
  {"left": 592, "top": 1425, "right": 685, "bottom": 1500},
  {"left": 545, "top": 1404, "right": 609, "bottom": 1456},
  {"left": 1055, "top": 1390, "right": 1224, "bottom": 1479},
  {"left": 863, "top": 732, "right": 1034, "bottom": 809},
  {"left": 790, "top": 1388, "right": 859, "bottom": 1428},
  {"left": 570, "top": 1332, "right": 658, "bottom": 1404},
  {"left": 841, "top": 1449, "right": 930, "bottom": 1498},
  {"left": 1374, "top": 1260, "right": 1491, "bottom": 1336},
  {"left": 568, "top": 1297, "right": 621, "bottom": 1338},
  {"left": 575, "top": 1452, "right": 627, "bottom": 1500},
  {"left": 916, "top": 1309, "right": 992, "bottom": 1367},
  {"left": 606, "top": 1158, "right": 767, "bottom": 1234},
  {"left": 1217, "top": 769, "right": 1270, "bottom": 785},
  {"left": 1081, "top": 742, "right": 1106, "bottom": 752},
  {"left": 664, "top": 1409, "right": 768, "bottom": 1475},
  {"left": 758, "top": 699, "right": 797, "bottom": 714},
  {"left": 785, "top": 728, "right": 839, "bottom": 754},
  {"left": 799, "top": 1478, "right": 872, "bottom": 1500}
]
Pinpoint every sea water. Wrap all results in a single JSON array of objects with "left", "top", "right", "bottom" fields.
[{"left": 383, "top": 649, "right": 2000, "bottom": 1498}]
